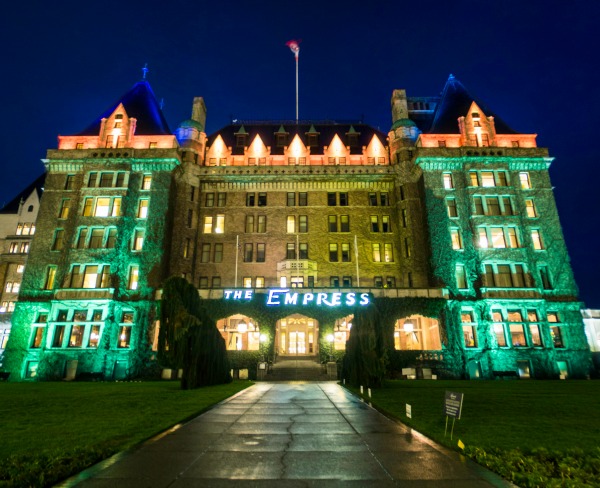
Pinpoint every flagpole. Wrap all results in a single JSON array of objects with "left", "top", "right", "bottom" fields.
[
  {"left": 235, "top": 235, "right": 239, "bottom": 288},
  {"left": 354, "top": 234, "right": 360, "bottom": 288},
  {"left": 295, "top": 53, "right": 299, "bottom": 122},
  {"left": 296, "top": 233, "right": 300, "bottom": 286},
  {"left": 286, "top": 40, "right": 301, "bottom": 122}
]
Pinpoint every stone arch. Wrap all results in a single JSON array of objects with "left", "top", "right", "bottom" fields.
[
  {"left": 275, "top": 313, "right": 320, "bottom": 357},
  {"left": 216, "top": 313, "right": 262, "bottom": 351}
]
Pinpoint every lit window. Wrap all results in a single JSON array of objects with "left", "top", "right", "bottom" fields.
[
  {"left": 31, "top": 327, "right": 45, "bottom": 348},
  {"left": 257, "top": 215, "right": 266, "bottom": 233},
  {"left": 88, "top": 325, "right": 101, "bottom": 348},
  {"left": 519, "top": 172, "right": 531, "bottom": 189},
  {"left": 69, "top": 324, "right": 85, "bottom": 347},
  {"left": 372, "top": 243, "right": 381, "bottom": 262},
  {"left": 525, "top": 199, "right": 537, "bottom": 218},
  {"left": 531, "top": 229, "right": 544, "bottom": 250},
  {"left": 381, "top": 216, "right": 390, "bottom": 233},
  {"left": 342, "top": 243, "right": 351, "bottom": 262},
  {"left": 82, "top": 265, "right": 99, "bottom": 288},
  {"left": 451, "top": 228, "right": 462, "bottom": 249},
  {"left": 257, "top": 243, "right": 266, "bottom": 262},
  {"left": 214, "top": 215, "right": 225, "bottom": 233},
  {"left": 137, "top": 199, "right": 149, "bottom": 219},
  {"left": 446, "top": 198, "right": 457, "bottom": 218},
  {"left": 52, "top": 229, "right": 65, "bottom": 251},
  {"left": 128, "top": 266, "right": 139, "bottom": 290},
  {"left": 287, "top": 216, "right": 296, "bottom": 233},
  {"left": 299, "top": 215, "right": 308, "bottom": 233},
  {"left": 443, "top": 173, "right": 453, "bottom": 189},
  {"left": 88, "top": 228, "right": 104, "bottom": 249},
  {"left": 133, "top": 229, "right": 144, "bottom": 251},
  {"left": 329, "top": 243, "right": 339, "bottom": 262},
  {"left": 481, "top": 172, "right": 495, "bottom": 187},
  {"left": 204, "top": 216, "right": 213, "bottom": 233},
  {"left": 455, "top": 264, "right": 467, "bottom": 289},
  {"left": 370, "top": 216, "right": 379, "bottom": 232},
  {"left": 461, "top": 311, "right": 477, "bottom": 348},
  {"left": 142, "top": 175, "right": 152, "bottom": 190},
  {"left": 17, "top": 265, "right": 24, "bottom": 273}
]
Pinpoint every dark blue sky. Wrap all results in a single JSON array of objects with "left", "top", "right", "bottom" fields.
[{"left": 1, "top": 1, "right": 598, "bottom": 306}]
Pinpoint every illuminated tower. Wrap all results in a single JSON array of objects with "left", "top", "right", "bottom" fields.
[{"left": 4, "top": 81, "right": 181, "bottom": 380}]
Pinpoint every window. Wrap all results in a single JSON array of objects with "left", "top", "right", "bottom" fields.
[
  {"left": 118, "top": 314, "right": 132, "bottom": 348},
  {"left": 525, "top": 199, "right": 537, "bottom": 218},
  {"left": 52, "top": 325, "right": 65, "bottom": 347},
  {"left": 204, "top": 215, "right": 224, "bottom": 233},
  {"left": 478, "top": 226, "right": 520, "bottom": 249},
  {"left": 374, "top": 276, "right": 383, "bottom": 288},
  {"left": 183, "top": 238, "right": 191, "bottom": 258},
  {"left": 472, "top": 171, "right": 509, "bottom": 187},
  {"left": 257, "top": 215, "right": 266, "bottom": 233},
  {"left": 287, "top": 193, "right": 295, "bottom": 206},
  {"left": 455, "top": 264, "right": 467, "bottom": 289},
  {"left": 31, "top": 327, "right": 45, "bottom": 348},
  {"left": 4, "top": 282, "right": 19, "bottom": 293},
  {"left": 539, "top": 265, "right": 552, "bottom": 290},
  {"left": 446, "top": 198, "right": 457, "bottom": 218},
  {"left": 137, "top": 199, "right": 149, "bottom": 218},
  {"left": 329, "top": 243, "right": 338, "bottom": 262},
  {"left": 507, "top": 310, "right": 527, "bottom": 347},
  {"left": 205, "top": 193, "right": 215, "bottom": 207},
  {"left": 199, "top": 277, "right": 208, "bottom": 288},
  {"left": 256, "top": 243, "right": 266, "bottom": 262},
  {"left": 127, "top": 266, "right": 139, "bottom": 290},
  {"left": 492, "top": 311, "right": 507, "bottom": 346},
  {"left": 369, "top": 193, "right": 378, "bottom": 206},
  {"left": 203, "top": 216, "right": 213, "bottom": 234},
  {"left": 244, "top": 243, "right": 253, "bottom": 262},
  {"left": 519, "top": 172, "right": 531, "bottom": 189},
  {"left": 52, "top": 229, "right": 65, "bottom": 251},
  {"left": 528, "top": 310, "right": 543, "bottom": 347},
  {"left": 286, "top": 243, "right": 296, "bottom": 260},
  {"left": 329, "top": 215, "right": 338, "bottom": 232},
  {"left": 327, "top": 193, "right": 337, "bottom": 206},
  {"left": 287, "top": 216, "right": 296, "bottom": 233},
  {"left": 482, "top": 263, "right": 529, "bottom": 288},
  {"left": 382, "top": 216, "right": 391, "bottom": 233},
  {"left": 257, "top": 193, "right": 267, "bottom": 206},
  {"left": 341, "top": 243, "right": 351, "bottom": 262},
  {"left": 299, "top": 192, "right": 307, "bottom": 206},
  {"left": 473, "top": 196, "right": 514, "bottom": 216},
  {"left": 451, "top": 228, "right": 462, "bottom": 250},
  {"left": 385, "top": 276, "right": 395, "bottom": 288},
  {"left": 549, "top": 315, "right": 564, "bottom": 348},
  {"left": 88, "top": 228, "right": 104, "bottom": 249},
  {"left": 133, "top": 229, "right": 144, "bottom": 251},
  {"left": 330, "top": 276, "right": 340, "bottom": 287},
  {"left": 246, "top": 193, "right": 255, "bottom": 206},
  {"left": 65, "top": 175, "right": 75, "bottom": 190},
  {"left": 142, "top": 174, "right": 152, "bottom": 190},
  {"left": 343, "top": 276, "right": 352, "bottom": 287},
  {"left": 370, "top": 216, "right": 379, "bottom": 233},
  {"left": 384, "top": 243, "right": 393, "bottom": 262},
  {"left": 443, "top": 173, "right": 453, "bottom": 189},
  {"left": 299, "top": 215, "right": 308, "bottom": 233},
  {"left": 17, "top": 265, "right": 24, "bottom": 273},
  {"left": 531, "top": 229, "right": 544, "bottom": 250},
  {"left": 372, "top": 243, "right": 381, "bottom": 262},
  {"left": 380, "top": 193, "right": 389, "bottom": 206},
  {"left": 404, "top": 238, "right": 411, "bottom": 257},
  {"left": 217, "top": 193, "right": 226, "bottom": 207},
  {"left": 58, "top": 199, "right": 71, "bottom": 219},
  {"left": 212, "top": 277, "right": 221, "bottom": 287},
  {"left": 245, "top": 215, "right": 254, "bottom": 233},
  {"left": 44, "top": 266, "right": 57, "bottom": 290},
  {"left": 461, "top": 311, "right": 477, "bottom": 348},
  {"left": 401, "top": 209, "right": 407, "bottom": 227},
  {"left": 299, "top": 243, "right": 308, "bottom": 259},
  {"left": 338, "top": 215, "right": 349, "bottom": 232},
  {"left": 106, "top": 228, "right": 117, "bottom": 248},
  {"left": 213, "top": 244, "right": 223, "bottom": 263}
]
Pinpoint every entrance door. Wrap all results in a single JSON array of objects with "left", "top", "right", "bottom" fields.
[{"left": 277, "top": 314, "right": 317, "bottom": 356}]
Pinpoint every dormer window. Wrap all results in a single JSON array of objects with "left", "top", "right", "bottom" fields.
[
  {"left": 276, "top": 133, "right": 288, "bottom": 147},
  {"left": 114, "top": 113, "right": 123, "bottom": 129},
  {"left": 307, "top": 133, "right": 319, "bottom": 147},
  {"left": 472, "top": 112, "right": 480, "bottom": 119},
  {"left": 347, "top": 133, "right": 359, "bottom": 146},
  {"left": 236, "top": 134, "right": 248, "bottom": 148}
]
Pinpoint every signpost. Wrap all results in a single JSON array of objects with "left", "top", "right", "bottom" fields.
[{"left": 444, "top": 391, "right": 464, "bottom": 440}]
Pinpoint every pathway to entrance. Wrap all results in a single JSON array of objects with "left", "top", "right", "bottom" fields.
[{"left": 69, "top": 383, "right": 511, "bottom": 487}]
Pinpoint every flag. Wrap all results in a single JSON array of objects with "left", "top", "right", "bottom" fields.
[{"left": 286, "top": 39, "right": 301, "bottom": 59}]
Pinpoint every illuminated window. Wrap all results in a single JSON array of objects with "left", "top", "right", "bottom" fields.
[
  {"left": 214, "top": 215, "right": 225, "bottom": 233},
  {"left": 52, "top": 229, "right": 65, "bottom": 251},
  {"left": 137, "top": 199, "right": 148, "bottom": 218},
  {"left": 204, "top": 216, "right": 213, "bottom": 233},
  {"left": 370, "top": 216, "right": 379, "bottom": 232},
  {"left": 443, "top": 173, "right": 453, "bottom": 189},
  {"left": 455, "top": 264, "right": 467, "bottom": 289},
  {"left": 299, "top": 215, "right": 308, "bottom": 233},
  {"left": 31, "top": 327, "right": 45, "bottom": 348},
  {"left": 446, "top": 198, "right": 457, "bottom": 218},
  {"left": 482, "top": 263, "right": 528, "bottom": 288},
  {"left": 118, "top": 318, "right": 132, "bottom": 348},
  {"left": 372, "top": 243, "right": 381, "bottom": 262},
  {"left": 329, "top": 243, "right": 339, "bottom": 262},
  {"left": 133, "top": 229, "right": 144, "bottom": 251},
  {"left": 381, "top": 216, "right": 390, "bottom": 232},
  {"left": 57, "top": 199, "right": 70, "bottom": 219},
  {"left": 525, "top": 199, "right": 537, "bottom": 217},
  {"left": 528, "top": 310, "right": 543, "bottom": 347},
  {"left": 257, "top": 215, "right": 266, "bottom": 233},
  {"left": 243, "top": 277, "right": 252, "bottom": 288},
  {"left": 531, "top": 229, "right": 544, "bottom": 250},
  {"left": 451, "top": 228, "right": 462, "bottom": 249},
  {"left": 287, "top": 216, "right": 296, "bottom": 233},
  {"left": 549, "top": 320, "right": 564, "bottom": 348},
  {"left": 394, "top": 316, "right": 441, "bottom": 351},
  {"left": 461, "top": 311, "right": 477, "bottom": 348},
  {"left": 17, "top": 265, "right": 24, "bottom": 273},
  {"left": 87, "top": 228, "right": 104, "bottom": 249},
  {"left": 69, "top": 323, "right": 85, "bottom": 348},
  {"left": 82, "top": 265, "right": 99, "bottom": 288},
  {"left": 88, "top": 325, "right": 101, "bottom": 348},
  {"left": 65, "top": 175, "right": 75, "bottom": 190},
  {"left": 492, "top": 310, "right": 507, "bottom": 346},
  {"left": 128, "top": 265, "right": 139, "bottom": 290},
  {"left": 286, "top": 243, "right": 296, "bottom": 259},
  {"left": 507, "top": 311, "right": 527, "bottom": 347},
  {"left": 142, "top": 174, "right": 152, "bottom": 190},
  {"left": 341, "top": 243, "right": 351, "bottom": 262},
  {"left": 106, "top": 228, "right": 117, "bottom": 248},
  {"left": 480, "top": 172, "right": 495, "bottom": 187},
  {"left": 519, "top": 172, "right": 531, "bottom": 189}
]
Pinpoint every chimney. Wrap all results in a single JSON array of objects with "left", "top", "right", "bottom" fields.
[
  {"left": 191, "top": 97, "right": 207, "bottom": 130},
  {"left": 391, "top": 89, "right": 408, "bottom": 123}
]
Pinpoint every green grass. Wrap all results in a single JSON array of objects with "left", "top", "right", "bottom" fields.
[
  {"left": 347, "top": 380, "right": 600, "bottom": 487},
  {"left": 0, "top": 380, "right": 252, "bottom": 487}
]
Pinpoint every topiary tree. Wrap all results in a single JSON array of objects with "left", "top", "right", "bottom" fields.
[
  {"left": 158, "top": 277, "right": 231, "bottom": 389},
  {"left": 342, "top": 303, "right": 388, "bottom": 388}
]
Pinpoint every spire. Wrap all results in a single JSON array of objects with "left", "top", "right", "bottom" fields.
[{"left": 429, "top": 75, "right": 516, "bottom": 134}]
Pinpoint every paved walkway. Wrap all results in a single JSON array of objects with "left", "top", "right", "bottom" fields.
[{"left": 69, "top": 383, "right": 512, "bottom": 487}]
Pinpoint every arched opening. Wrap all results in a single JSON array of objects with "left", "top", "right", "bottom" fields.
[
  {"left": 216, "top": 314, "right": 262, "bottom": 351},
  {"left": 393, "top": 315, "right": 442, "bottom": 351},
  {"left": 276, "top": 314, "right": 318, "bottom": 357},
  {"left": 332, "top": 314, "right": 353, "bottom": 351}
]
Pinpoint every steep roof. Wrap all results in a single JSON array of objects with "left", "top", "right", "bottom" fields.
[
  {"left": 77, "top": 81, "right": 171, "bottom": 136},
  {"left": 0, "top": 172, "right": 46, "bottom": 214},
  {"left": 207, "top": 122, "right": 387, "bottom": 155},
  {"left": 429, "top": 75, "right": 517, "bottom": 134}
]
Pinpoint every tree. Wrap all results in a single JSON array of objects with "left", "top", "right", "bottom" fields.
[{"left": 158, "top": 277, "right": 231, "bottom": 389}]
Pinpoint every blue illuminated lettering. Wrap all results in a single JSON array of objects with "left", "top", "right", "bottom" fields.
[
  {"left": 331, "top": 292, "right": 342, "bottom": 306},
  {"left": 233, "top": 290, "right": 243, "bottom": 299},
  {"left": 302, "top": 293, "right": 314, "bottom": 305},
  {"left": 224, "top": 290, "right": 233, "bottom": 299},
  {"left": 316, "top": 293, "right": 328, "bottom": 305},
  {"left": 244, "top": 290, "right": 253, "bottom": 300},
  {"left": 285, "top": 292, "right": 298, "bottom": 305},
  {"left": 267, "top": 288, "right": 288, "bottom": 306},
  {"left": 345, "top": 292, "right": 356, "bottom": 306},
  {"left": 359, "top": 293, "right": 370, "bottom": 305}
]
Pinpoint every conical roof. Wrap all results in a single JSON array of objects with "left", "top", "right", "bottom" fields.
[
  {"left": 77, "top": 81, "right": 171, "bottom": 136},
  {"left": 0, "top": 172, "right": 45, "bottom": 214},
  {"left": 429, "top": 75, "right": 516, "bottom": 134}
]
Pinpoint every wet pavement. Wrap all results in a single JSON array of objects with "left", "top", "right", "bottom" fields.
[{"left": 67, "top": 382, "right": 513, "bottom": 487}]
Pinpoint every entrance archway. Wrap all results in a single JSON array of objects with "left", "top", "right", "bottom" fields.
[{"left": 276, "top": 314, "right": 318, "bottom": 357}]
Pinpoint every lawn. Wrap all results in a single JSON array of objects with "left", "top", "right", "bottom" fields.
[
  {"left": 348, "top": 380, "right": 600, "bottom": 487},
  {"left": 0, "top": 380, "right": 251, "bottom": 487}
]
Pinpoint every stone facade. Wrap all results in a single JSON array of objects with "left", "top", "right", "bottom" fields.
[{"left": 2, "top": 76, "right": 591, "bottom": 380}]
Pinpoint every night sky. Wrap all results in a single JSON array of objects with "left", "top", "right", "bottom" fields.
[{"left": 1, "top": 1, "right": 598, "bottom": 306}]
